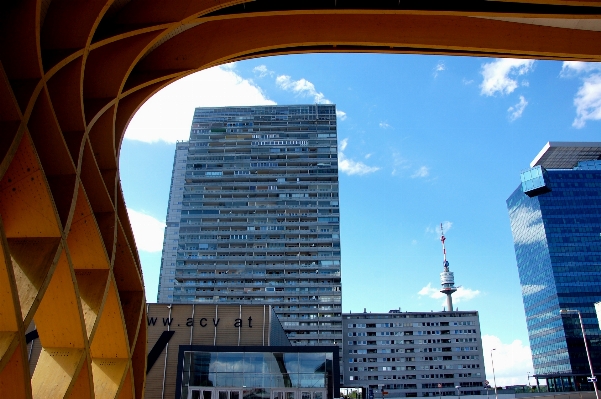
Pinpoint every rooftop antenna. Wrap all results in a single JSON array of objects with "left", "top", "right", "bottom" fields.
[{"left": 440, "top": 223, "right": 457, "bottom": 312}]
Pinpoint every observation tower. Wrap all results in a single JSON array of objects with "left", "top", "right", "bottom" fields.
[{"left": 440, "top": 224, "right": 458, "bottom": 311}]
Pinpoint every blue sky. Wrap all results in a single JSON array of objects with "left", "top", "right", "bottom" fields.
[{"left": 119, "top": 54, "right": 601, "bottom": 386}]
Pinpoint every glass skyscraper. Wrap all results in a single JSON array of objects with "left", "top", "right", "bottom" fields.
[
  {"left": 507, "top": 142, "right": 601, "bottom": 391},
  {"left": 157, "top": 105, "right": 342, "bottom": 347}
]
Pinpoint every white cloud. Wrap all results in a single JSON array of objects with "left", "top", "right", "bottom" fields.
[
  {"left": 339, "top": 156, "right": 379, "bottom": 176},
  {"left": 560, "top": 61, "right": 601, "bottom": 77},
  {"left": 411, "top": 166, "right": 430, "bottom": 178},
  {"left": 274, "top": 74, "right": 347, "bottom": 120},
  {"left": 560, "top": 62, "right": 601, "bottom": 128},
  {"left": 480, "top": 59, "right": 535, "bottom": 96},
  {"left": 454, "top": 286, "right": 481, "bottom": 302},
  {"left": 338, "top": 138, "right": 380, "bottom": 176},
  {"left": 391, "top": 151, "right": 410, "bottom": 176},
  {"left": 418, "top": 283, "right": 445, "bottom": 299},
  {"left": 253, "top": 64, "right": 273, "bottom": 78},
  {"left": 411, "top": 239, "right": 418, "bottom": 246},
  {"left": 508, "top": 95, "right": 528, "bottom": 121},
  {"left": 127, "top": 208, "right": 166, "bottom": 252},
  {"left": 365, "top": 153, "right": 372, "bottom": 159},
  {"left": 125, "top": 66, "right": 275, "bottom": 143},
  {"left": 418, "top": 283, "right": 481, "bottom": 307},
  {"left": 433, "top": 62, "right": 446, "bottom": 78},
  {"left": 379, "top": 122, "right": 391, "bottom": 129},
  {"left": 482, "top": 335, "right": 534, "bottom": 388},
  {"left": 276, "top": 75, "right": 331, "bottom": 104},
  {"left": 426, "top": 221, "right": 453, "bottom": 236},
  {"left": 573, "top": 73, "right": 601, "bottom": 128},
  {"left": 340, "top": 138, "right": 349, "bottom": 152},
  {"left": 220, "top": 62, "right": 236, "bottom": 71},
  {"left": 462, "top": 78, "right": 474, "bottom": 85}
]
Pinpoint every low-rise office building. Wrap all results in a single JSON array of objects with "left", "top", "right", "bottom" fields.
[
  {"left": 146, "top": 304, "right": 339, "bottom": 399},
  {"left": 342, "top": 310, "right": 486, "bottom": 398}
]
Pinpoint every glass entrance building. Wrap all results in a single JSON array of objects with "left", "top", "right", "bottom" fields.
[
  {"left": 178, "top": 347, "right": 339, "bottom": 399},
  {"left": 506, "top": 142, "right": 601, "bottom": 390},
  {"left": 144, "top": 304, "right": 339, "bottom": 399}
]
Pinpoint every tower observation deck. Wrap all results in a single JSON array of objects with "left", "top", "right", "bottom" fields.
[{"left": 439, "top": 224, "right": 457, "bottom": 311}]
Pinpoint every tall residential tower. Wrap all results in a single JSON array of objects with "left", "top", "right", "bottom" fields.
[
  {"left": 158, "top": 105, "right": 342, "bottom": 346},
  {"left": 507, "top": 142, "right": 601, "bottom": 390}
]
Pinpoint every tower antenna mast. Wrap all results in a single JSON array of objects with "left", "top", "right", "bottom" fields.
[{"left": 440, "top": 223, "right": 458, "bottom": 311}]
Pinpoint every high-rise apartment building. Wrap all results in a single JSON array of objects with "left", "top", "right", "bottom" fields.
[
  {"left": 507, "top": 142, "right": 601, "bottom": 391},
  {"left": 158, "top": 141, "right": 189, "bottom": 302},
  {"left": 343, "top": 310, "right": 486, "bottom": 397},
  {"left": 158, "top": 105, "right": 342, "bottom": 346}
]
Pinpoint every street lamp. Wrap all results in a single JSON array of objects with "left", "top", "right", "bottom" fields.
[
  {"left": 527, "top": 372, "right": 531, "bottom": 392},
  {"left": 490, "top": 349, "right": 498, "bottom": 399},
  {"left": 560, "top": 309, "right": 599, "bottom": 399}
]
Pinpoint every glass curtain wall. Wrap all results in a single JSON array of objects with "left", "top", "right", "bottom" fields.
[{"left": 181, "top": 351, "right": 334, "bottom": 399}]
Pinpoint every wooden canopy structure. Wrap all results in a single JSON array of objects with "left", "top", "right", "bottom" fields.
[{"left": 0, "top": 0, "right": 600, "bottom": 398}]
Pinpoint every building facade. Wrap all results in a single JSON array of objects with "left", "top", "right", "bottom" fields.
[
  {"left": 145, "top": 304, "right": 339, "bottom": 399},
  {"left": 506, "top": 142, "right": 601, "bottom": 390},
  {"left": 158, "top": 141, "right": 190, "bottom": 302},
  {"left": 342, "top": 310, "right": 486, "bottom": 397},
  {"left": 157, "top": 105, "right": 342, "bottom": 347}
]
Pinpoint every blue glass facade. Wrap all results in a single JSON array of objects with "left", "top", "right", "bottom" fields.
[
  {"left": 507, "top": 161, "right": 601, "bottom": 381},
  {"left": 520, "top": 165, "right": 551, "bottom": 197}
]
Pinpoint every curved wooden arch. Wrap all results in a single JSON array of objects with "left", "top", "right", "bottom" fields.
[{"left": 0, "top": 1, "right": 600, "bottom": 398}]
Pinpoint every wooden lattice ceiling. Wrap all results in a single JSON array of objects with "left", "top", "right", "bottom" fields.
[{"left": 0, "top": 0, "right": 600, "bottom": 398}]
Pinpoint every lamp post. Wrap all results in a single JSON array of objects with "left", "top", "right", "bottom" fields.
[
  {"left": 560, "top": 309, "right": 599, "bottom": 399},
  {"left": 491, "top": 349, "right": 498, "bottom": 399},
  {"left": 527, "top": 372, "right": 532, "bottom": 392}
]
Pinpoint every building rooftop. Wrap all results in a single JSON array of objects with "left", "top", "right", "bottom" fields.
[
  {"left": 344, "top": 310, "right": 478, "bottom": 318},
  {"left": 530, "top": 142, "right": 601, "bottom": 169}
]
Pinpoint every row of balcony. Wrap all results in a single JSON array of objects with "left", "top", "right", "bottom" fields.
[
  {"left": 174, "top": 282, "right": 340, "bottom": 289},
  {"left": 171, "top": 296, "right": 342, "bottom": 304},
  {"left": 175, "top": 250, "right": 339, "bottom": 256},
  {"left": 184, "top": 189, "right": 338, "bottom": 195},
  {"left": 197, "top": 191, "right": 338, "bottom": 200},
  {"left": 176, "top": 230, "right": 338, "bottom": 235},
  {"left": 186, "top": 181, "right": 338, "bottom": 191},
  {"left": 179, "top": 214, "right": 339, "bottom": 220},
  {"left": 175, "top": 272, "right": 340, "bottom": 278},
  {"left": 176, "top": 256, "right": 340, "bottom": 262},
  {"left": 182, "top": 203, "right": 338, "bottom": 209},
  {"left": 185, "top": 170, "right": 338, "bottom": 178},
  {"left": 180, "top": 209, "right": 338, "bottom": 215},
  {"left": 187, "top": 148, "right": 336, "bottom": 156},
  {"left": 186, "top": 162, "right": 338, "bottom": 169},
  {"left": 186, "top": 165, "right": 338, "bottom": 172},
  {"left": 173, "top": 263, "right": 340, "bottom": 269},
  {"left": 177, "top": 221, "right": 339, "bottom": 227},
  {"left": 186, "top": 170, "right": 337, "bottom": 177},
  {"left": 186, "top": 155, "right": 338, "bottom": 163},
  {"left": 177, "top": 237, "right": 339, "bottom": 243},
  {"left": 174, "top": 275, "right": 340, "bottom": 281},
  {"left": 178, "top": 245, "right": 338, "bottom": 251}
]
